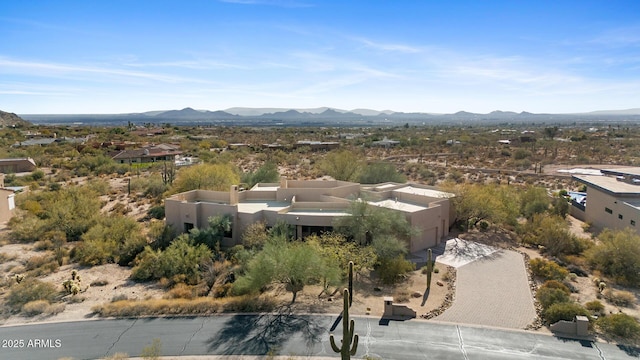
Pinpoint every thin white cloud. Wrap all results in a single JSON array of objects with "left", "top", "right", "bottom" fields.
[
  {"left": 0, "top": 57, "right": 213, "bottom": 84},
  {"left": 123, "top": 60, "right": 248, "bottom": 70},
  {"left": 355, "top": 38, "right": 422, "bottom": 54}
]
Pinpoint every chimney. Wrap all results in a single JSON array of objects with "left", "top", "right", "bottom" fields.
[
  {"left": 280, "top": 176, "right": 288, "bottom": 189},
  {"left": 230, "top": 185, "right": 239, "bottom": 205}
]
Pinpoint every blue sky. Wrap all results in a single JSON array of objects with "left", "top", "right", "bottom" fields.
[{"left": 1, "top": 0, "right": 640, "bottom": 114}]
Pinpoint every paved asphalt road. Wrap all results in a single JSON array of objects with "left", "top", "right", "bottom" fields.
[{"left": 1, "top": 315, "right": 638, "bottom": 360}]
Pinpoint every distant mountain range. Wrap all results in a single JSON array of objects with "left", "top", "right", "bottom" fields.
[{"left": 18, "top": 107, "right": 640, "bottom": 127}]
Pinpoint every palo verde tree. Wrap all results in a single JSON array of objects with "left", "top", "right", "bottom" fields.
[
  {"left": 445, "top": 183, "right": 519, "bottom": 230},
  {"left": 170, "top": 163, "right": 240, "bottom": 193},
  {"left": 241, "top": 161, "right": 279, "bottom": 188},
  {"left": 233, "top": 235, "right": 339, "bottom": 303},
  {"left": 319, "top": 149, "right": 364, "bottom": 182},
  {"left": 333, "top": 200, "right": 417, "bottom": 284},
  {"left": 358, "top": 162, "right": 406, "bottom": 184}
]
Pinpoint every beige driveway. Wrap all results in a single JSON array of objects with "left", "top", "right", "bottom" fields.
[{"left": 434, "top": 239, "right": 537, "bottom": 329}]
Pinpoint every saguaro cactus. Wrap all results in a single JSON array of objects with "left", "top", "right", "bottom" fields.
[
  {"left": 348, "top": 261, "right": 354, "bottom": 307},
  {"left": 426, "top": 248, "right": 433, "bottom": 290},
  {"left": 330, "top": 288, "right": 358, "bottom": 360}
]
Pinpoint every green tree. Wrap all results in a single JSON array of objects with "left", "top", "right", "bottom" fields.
[
  {"left": 586, "top": 228, "right": 640, "bottom": 286},
  {"left": 519, "top": 214, "right": 589, "bottom": 257},
  {"left": 358, "top": 162, "right": 406, "bottom": 184},
  {"left": 170, "top": 163, "right": 240, "bottom": 193},
  {"left": 333, "top": 200, "right": 416, "bottom": 246},
  {"left": 241, "top": 162, "right": 279, "bottom": 188},
  {"left": 307, "top": 232, "right": 377, "bottom": 279},
  {"left": 319, "top": 149, "right": 363, "bottom": 182},
  {"left": 520, "top": 186, "right": 550, "bottom": 219},
  {"left": 233, "top": 236, "right": 338, "bottom": 303},
  {"left": 445, "top": 183, "right": 519, "bottom": 229}
]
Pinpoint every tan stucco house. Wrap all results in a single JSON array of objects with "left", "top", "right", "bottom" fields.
[
  {"left": 572, "top": 167, "right": 640, "bottom": 234},
  {"left": 165, "top": 178, "right": 453, "bottom": 252}
]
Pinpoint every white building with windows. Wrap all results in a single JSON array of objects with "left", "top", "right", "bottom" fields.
[
  {"left": 572, "top": 167, "right": 640, "bottom": 234},
  {"left": 165, "top": 178, "right": 453, "bottom": 252}
]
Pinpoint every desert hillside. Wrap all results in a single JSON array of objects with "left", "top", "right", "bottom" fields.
[{"left": 0, "top": 110, "right": 31, "bottom": 127}]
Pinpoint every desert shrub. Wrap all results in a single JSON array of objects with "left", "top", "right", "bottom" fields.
[
  {"left": 144, "top": 177, "right": 168, "bottom": 198},
  {"left": 393, "top": 288, "right": 411, "bottom": 303},
  {"left": 562, "top": 280, "right": 578, "bottom": 293},
  {"left": 21, "top": 300, "right": 50, "bottom": 317},
  {"left": 519, "top": 214, "right": 589, "bottom": 256},
  {"left": 93, "top": 298, "right": 222, "bottom": 317},
  {"left": 147, "top": 206, "right": 165, "bottom": 220},
  {"left": 597, "top": 313, "right": 640, "bottom": 339},
  {"left": 543, "top": 302, "right": 590, "bottom": 325},
  {"left": 536, "top": 287, "right": 571, "bottom": 310},
  {"left": 540, "top": 280, "right": 571, "bottom": 294},
  {"left": 90, "top": 279, "right": 109, "bottom": 287},
  {"left": 6, "top": 278, "right": 58, "bottom": 310},
  {"left": 131, "top": 235, "right": 212, "bottom": 285},
  {"left": 73, "top": 215, "right": 146, "bottom": 266},
  {"left": 140, "top": 338, "right": 161, "bottom": 360},
  {"left": 0, "top": 252, "right": 17, "bottom": 263},
  {"left": 25, "top": 253, "right": 60, "bottom": 276},
  {"left": 377, "top": 255, "right": 415, "bottom": 285},
  {"left": 112, "top": 294, "right": 128, "bottom": 302},
  {"left": 529, "top": 258, "right": 569, "bottom": 281},
  {"left": 603, "top": 289, "right": 637, "bottom": 308},
  {"left": 585, "top": 300, "right": 605, "bottom": 314},
  {"left": 586, "top": 228, "right": 640, "bottom": 286},
  {"left": 165, "top": 283, "right": 195, "bottom": 300}
]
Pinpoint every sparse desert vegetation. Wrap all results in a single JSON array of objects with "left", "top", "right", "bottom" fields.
[{"left": 1, "top": 122, "right": 640, "bottom": 346}]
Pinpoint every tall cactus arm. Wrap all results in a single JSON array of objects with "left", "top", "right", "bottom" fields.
[
  {"left": 350, "top": 334, "right": 359, "bottom": 355},
  {"left": 329, "top": 334, "right": 341, "bottom": 352}
]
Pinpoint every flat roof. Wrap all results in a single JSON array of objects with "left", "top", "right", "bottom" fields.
[
  {"left": 250, "top": 186, "right": 279, "bottom": 192},
  {"left": 394, "top": 186, "right": 452, "bottom": 199},
  {"left": 602, "top": 167, "right": 640, "bottom": 177},
  {"left": 369, "top": 199, "right": 428, "bottom": 213},
  {"left": 574, "top": 175, "right": 640, "bottom": 196},
  {"left": 624, "top": 201, "right": 640, "bottom": 211},
  {"left": 286, "top": 209, "right": 349, "bottom": 216},
  {"left": 237, "top": 200, "right": 290, "bottom": 214},
  {"left": 557, "top": 168, "right": 603, "bottom": 175}
]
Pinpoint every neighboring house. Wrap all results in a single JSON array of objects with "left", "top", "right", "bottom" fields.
[
  {"left": 294, "top": 140, "right": 340, "bottom": 151},
  {"left": 0, "top": 188, "right": 16, "bottom": 223},
  {"left": 572, "top": 167, "right": 640, "bottom": 234},
  {"left": 371, "top": 137, "right": 400, "bottom": 148},
  {"left": 12, "top": 137, "right": 86, "bottom": 147},
  {"left": 112, "top": 143, "right": 182, "bottom": 164},
  {"left": 0, "top": 158, "right": 37, "bottom": 173},
  {"left": 165, "top": 178, "right": 453, "bottom": 252}
]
